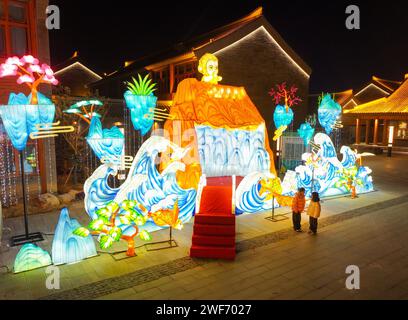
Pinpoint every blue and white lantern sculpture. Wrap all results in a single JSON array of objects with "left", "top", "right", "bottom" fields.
[
  {"left": 297, "top": 122, "right": 315, "bottom": 146},
  {"left": 273, "top": 104, "right": 294, "bottom": 130},
  {"left": 0, "top": 92, "right": 55, "bottom": 151},
  {"left": 318, "top": 94, "right": 341, "bottom": 135},
  {"left": 124, "top": 91, "right": 157, "bottom": 136},
  {"left": 86, "top": 116, "right": 125, "bottom": 160}
]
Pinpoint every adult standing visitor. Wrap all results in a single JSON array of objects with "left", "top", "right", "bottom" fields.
[{"left": 292, "top": 187, "right": 306, "bottom": 232}]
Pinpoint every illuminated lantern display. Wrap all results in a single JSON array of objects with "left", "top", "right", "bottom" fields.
[
  {"left": 161, "top": 55, "right": 277, "bottom": 191},
  {"left": 297, "top": 122, "right": 315, "bottom": 146},
  {"left": 195, "top": 124, "right": 271, "bottom": 177},
  {"left": 124, "top": 74, "right": 157, "bottom": 136},
  {"left": 0, "top": 56, "right": 59, "bottom": 246},
  {"left": 273, "top": 104, "right": 294, "bottom": 129},
  {"left": 269, "top": 82, "right": 302, "bottom": 139},
  {"left": 13, "top": 243, "right": 52, "bottom": 273},
  {"left": 74, "top": 200, "right": 152, "bottom": 257},
  {"left": 291, "top": 133, "right": 373, "bottom": 198},
  {"left": 63, "top": 99, "right": 103, "bottom": 124},
  {"left": 318, "top": 93, "right": 342, "bottom": 135},
  {"left": 148, "top": 200, "right": 183, "bottom": 230},
  {"left": 86, "top": 116, "right": 125, "bottom": 160},
  {"left": 84, "top": 136, "right": 196, "bottom": 233},
  {"left": 197, "top": 53, "right": 222, "bottom": 84},
  {"left": 52, "top": 208, "right": 97, "bottom": 265},
  {"left": 334, "top": 166, "right": 365, "bottom": 199}
]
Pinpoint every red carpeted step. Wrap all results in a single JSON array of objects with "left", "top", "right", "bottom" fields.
[
  {"left": 192, "top": 234, "right": 236, "bottom": 247},
  {"left": 190, "top": 245, "right": 235, "bottom": 260},
  {"left": 200, "top": 186, "right": 232, "bottom": 214},
  {"left": 194, "top": 213, "right": 235, "bottom": 225},
  {"left": 194, "top": 223, "right": 235, "bottom": 236}
]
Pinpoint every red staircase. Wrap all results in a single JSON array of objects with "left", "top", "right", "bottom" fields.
[{"left": 190, "top": 184, "right": 236, "bottom": 260}]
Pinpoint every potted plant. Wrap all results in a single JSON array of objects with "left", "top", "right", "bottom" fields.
[{"left": 124, "top": 74, "right": 157, "bottom": 136}]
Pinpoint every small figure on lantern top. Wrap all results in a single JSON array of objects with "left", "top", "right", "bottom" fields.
[{"left": 198, "top": 53, "right": 222, "bottom": 84}]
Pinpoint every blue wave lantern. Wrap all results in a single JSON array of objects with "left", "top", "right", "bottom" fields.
[
  {"left": 292, "top": 133, "right": 374, "bottom": 198},
  {"left": 318, "top": 94, "right": 341, "bottom": 135},
  {"left": 52, "top": 207, "right": 97, "bottom": 265},
  {"left": 13, "top": 243, "right": 52, "bottom": 273},
  {"left": 86, "top": 117, "right": 125, "bottom": 160},
  {"left": 124, "top": 91, "right": 157, "bottom": 136},
  {"left": 297, "top": 122, "right": 315, "bottom": 146},
  {"left": 84, "top": 136, "right": 196, "bottom": 233},
  {"left": 273, "top": 104, "right": 294, "bottom": 129},
  {"left": 0, "top": 92, "right": 55, "bottom": 151}
]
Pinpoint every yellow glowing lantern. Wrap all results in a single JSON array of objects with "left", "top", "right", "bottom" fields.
[{"left": 198, "top": 53, "right": 222, "bottom": 84}]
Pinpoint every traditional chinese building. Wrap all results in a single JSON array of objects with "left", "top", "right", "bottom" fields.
[
  {"left": 343, "top": 74, "right": 408, "bottom": 150},
  {"left": 0, "top": 0, "right": 57, "bottom": 207},
  {"left": 53, "top": 51, "right": 103, "bottom": 97},
  {"left": 89, "top": 7, "right": 312, "bottom": 148}
]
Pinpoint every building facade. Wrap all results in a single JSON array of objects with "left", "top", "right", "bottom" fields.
[
  {"left": 89, "top": 7, "right": 311, "bottom": 150},
  {"left": 343, "top": 74, "right": 408, "bottom": 150}
]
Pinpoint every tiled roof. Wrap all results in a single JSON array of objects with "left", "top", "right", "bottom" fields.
[
  {"left": 372, "top": 76, "right": 402, "bottom": 92},
  {"left": 89, "top": 7, "right": 311, "bottom": 87},
  {"left": 344, "top": 79, "right": 408, "bottom": 114}
]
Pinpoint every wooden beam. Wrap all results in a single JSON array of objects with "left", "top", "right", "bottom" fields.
[
  {"left": 373, "top": 119, "right": 379, "bottom": 145},
  {"left": 169, "top": 63, "right": 174, "bottom": 94},
  {"left": 365, "top": 120, "right": 370, "bottom": 144},
  {"left": 382, "top": 119, "right": 388, "bottom": 145},
  {"left": 356, "top": 118, "right": 361, "bottom": 144}
]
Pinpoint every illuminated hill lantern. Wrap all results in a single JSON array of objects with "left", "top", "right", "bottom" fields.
[{"left": 0, "top": 56, "right": 59, "bottom": 246}]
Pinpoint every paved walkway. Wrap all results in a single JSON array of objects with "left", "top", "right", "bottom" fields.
[
  {"left": 0, "top": 154, "right": 407, "bottom": 300},
  {"left": 98, "top": 200, "right": 408, "bottom": 300}
]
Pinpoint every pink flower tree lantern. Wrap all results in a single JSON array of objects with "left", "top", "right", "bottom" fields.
[
  {"left": 0, "top": 55, "right": 59, "bottom": 246},
  {"left": 0, "top": 55, "right": 58, "bottom": 105}
]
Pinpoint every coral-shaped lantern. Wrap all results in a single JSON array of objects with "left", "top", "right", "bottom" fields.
[{"left": 269, "top": 82, "right": 302, "bottom": 140}]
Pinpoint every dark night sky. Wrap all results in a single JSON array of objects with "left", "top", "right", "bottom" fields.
[{"left": 49, "top": 0, "right": 408, "bottom": 93}]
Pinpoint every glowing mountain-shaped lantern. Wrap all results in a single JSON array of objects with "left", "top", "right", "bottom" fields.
[{"left": 318, "top": 94, "right": 342, "bottom": 135}]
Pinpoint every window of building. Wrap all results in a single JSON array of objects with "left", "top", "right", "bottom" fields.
[
  {"left": 0, "top": 0, "right": 30, "bottom": 57},
  {"left": 397, "top": 121, "right": 407, "bottom": 140},
  {"left": 173, "top": 61, "right": 197, "bottom": 92},
  {"left": 152, "top": 66, "right": 170, "bottom": 95}
]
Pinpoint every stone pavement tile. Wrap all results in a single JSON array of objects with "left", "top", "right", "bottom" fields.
[
  {"left": 297, "top": 286, "right": 334, "bottom": 300},
  {"left": 136, "top": 287, "right": 162, "bottom": 299},
  {"left": 133, "top": 275, "right": 174, "bottom": 293},
  {"left": 273, "top": 285, "right": 312, "bottom": 300},
  {"left": 284, "top": 258, "right": 333, "bottom": 281},
  {"left": 324, "top": 288, "right": 361, "bottom": 300},
  {"left": 302, "top": 273, "right": 343, "bottom": 291},
  {"left": 182, "top": 276, "right": 218, "bottom": 293},
  {"left": 97, "top": 288, "right": 137, "bottom": 300},
  {"left": 324, "top": 278, "right": 347, "bottom": 292},
  {"left": 152, "top": 287, "right": 188, "bottom": 300},
  {"left": 217, "top": 286, "right": 264, "bottom": 300}
]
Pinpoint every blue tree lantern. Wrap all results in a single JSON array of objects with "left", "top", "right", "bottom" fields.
[
  {"left": 318, "top": 94, "right": 341, "bottom": 135},
  {"left": 273, "top": 104, "right": 294, "bottom": 129},
  {"left": 297, "top": 122, "right": 315, "bottom": 146}
]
